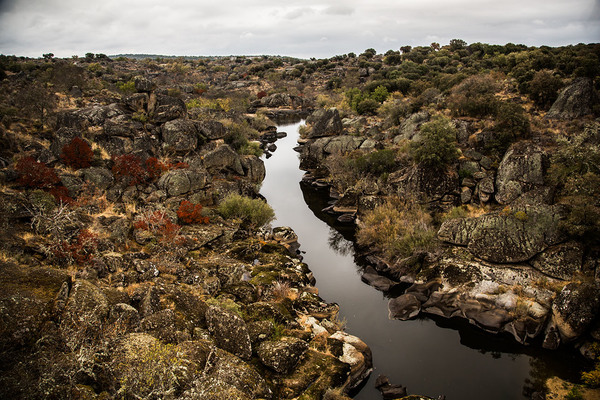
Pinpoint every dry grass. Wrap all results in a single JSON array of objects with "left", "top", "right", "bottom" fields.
[{"left": 357, "top": 197, "right": 436, "bottom": 261}]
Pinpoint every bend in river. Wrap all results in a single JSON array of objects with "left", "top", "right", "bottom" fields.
[{"left": 260, "top": 118, "right": 584, "bottom": 400}]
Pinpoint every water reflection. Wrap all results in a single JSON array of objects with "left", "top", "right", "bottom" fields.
[{"left": 328, "top": 227, "right": 353, "bottom": 256}]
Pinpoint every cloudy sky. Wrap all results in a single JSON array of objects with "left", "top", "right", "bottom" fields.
[{"left": 0, "top": 0, "right": 599, "bottom": 58}]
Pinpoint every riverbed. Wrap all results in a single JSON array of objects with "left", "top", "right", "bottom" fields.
[{"left": 260, "top": 119, "right": 583, "bottom": 399}]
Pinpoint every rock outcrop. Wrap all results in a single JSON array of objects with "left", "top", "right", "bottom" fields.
[{"left": 547, "top": 77, "right": 597, "bottom": 119}]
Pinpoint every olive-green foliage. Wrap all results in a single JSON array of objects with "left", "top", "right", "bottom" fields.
[
  {"left": 548, "top": 123, "right": 600, "bottom": 240},
  {"left": 205, "top": 296, "right": 243, "bottom": 317},
  {"left": 350, "top": 149, "right": 397, "bottom": 176},
  {"left": 218, "top": 194, "right": 275, "bottom": 230},
  {"left": 447, "top": 74, "right": 499, "bottom": 117},
  {"left": 224, "top": 123, "right": 261, "bottom": 155},
  {"left": 379, "top": 99, "right": 409, "bottom": 128},
  {"left": 528, "top": 70, "right": 563, "bottom": 109},
  {"left": 565, "top": 385, "right": 584, "bottom": 400},
  {"left": 410, "top": 115, "right": 459, "bottom": 169},
  {"left": 485, "top": 101, "right": 531, "bottom": 155},
  {"left": 116, "top": 80, "right": 135, "bottom": 95},
  {"left": 345, "top": 85, "right": 390, "bottom": 115},
  {"left": 355, "top": 98, "right": 380, "bottom": 115},
  {"left": 357, "top": 198, "right": 436, "bottom": 260}
]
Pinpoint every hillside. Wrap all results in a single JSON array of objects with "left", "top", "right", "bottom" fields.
[{"left": 0, "top": 41, "right": 599, "bottom": 399}]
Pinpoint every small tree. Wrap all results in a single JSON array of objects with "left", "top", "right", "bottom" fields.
[{"left": 410, "top": 116, "right": 459, "bottom": 169}]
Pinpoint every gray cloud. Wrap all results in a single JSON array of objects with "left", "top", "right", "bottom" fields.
[{"left": 0, "top": 0, "right": 597, "bottom": 58}]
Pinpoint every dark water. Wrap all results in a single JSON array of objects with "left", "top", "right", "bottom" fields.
[{"left": 260, "top": 119, "right": 585, "bottom": 400}]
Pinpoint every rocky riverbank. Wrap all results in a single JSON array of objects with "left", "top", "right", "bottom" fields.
[
  {"left": 0, "top": 68, "right": 371, "bottom": 399},
  {"left": 296, "top": 77, "right": 600, "bottom": 358}
]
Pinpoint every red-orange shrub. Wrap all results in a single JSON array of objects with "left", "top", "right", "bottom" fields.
[
  {"left": 134, "top": 210, "right": 182, "bottom": 244},
  {"left": 112, "top": 154, "right": 148, "bottom": 185},
  {"left": 145, "top": 157, "right": 168, "bottom": 180},
  {"left": 53, "top": 229, "right": 99, "bottom": 265},
  {"left": 15, "top": 156, "right": 60, "bottom": 189},
  {"left": 170, "top": 162, "right": 189, "bottom": 170},
  {"left": 257, "top": 91, "right": 268, "bottom": 99},
  {"left": 49, "top": 185, "right": 73, "bottom": 204},
  {"left": 61, "top": 137, "right": 93, "bottom": 169},
  {"left": 177, "top": 200, "right": 209, "bottom": 224}
]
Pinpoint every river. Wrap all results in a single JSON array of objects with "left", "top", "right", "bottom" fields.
[{"left": 259, "top": 119, "right": 584, "bottom": 399}]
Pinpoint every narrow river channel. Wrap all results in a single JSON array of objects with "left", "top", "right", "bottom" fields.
[{"left": 259, "top": 119, "right": 584, "bottom": 399}]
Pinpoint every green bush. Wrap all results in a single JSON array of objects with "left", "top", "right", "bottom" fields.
[
  {"left": 528, "top": 70, "right": 563, "bottom": 109},
  {"left": 447, "top": 74, "right": 499, "bottom": 117},
  {"left": 218, "top": 194, "right": 275, "bottom": 230},
  {"left": 351, "top": 149, "right": 397, "bottom": 176},
  {"left": 356, "top": 98, "right": 380, "bottom": 115},
  {"left": 410, "top": 115, "right": 459, "bottom": 169},
  {"left": 224, "top": 123, "right": 260, "bottom": 154},
  {"left": 116, "top": 80, "right": 135, "bottom": 95}
]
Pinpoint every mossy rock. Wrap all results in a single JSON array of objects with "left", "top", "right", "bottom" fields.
[{"left": 280, "top": 349, "right": 350, "bottom": 399}]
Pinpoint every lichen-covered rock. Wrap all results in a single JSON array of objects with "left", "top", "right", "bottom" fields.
[
  {"left": 108, "top": 303, "right": 140, "bottom": 332},
  {"left": 203, "top": 145, "right": 244, "bottom": 175},
  {"left": 240, "top": 155, "right": 266, "bottom": 183},
  {"left": 206, "top": 306, "right": 252, "bottom": 360},
  {"left": 282, "top": 349, "right": 350, "bottom": 399},
  {"left": 551, "top": 282, "right": 600, "bottom": 343},
  {"left": 150, "top": 94, "right": 187, "bottom": 123},
  {"left": 201, "top": 347, "right": 272, "bottom": 399},
  {"left": 495, "top": 142, "right": 545, "bottom": 205},
  {"left": 0, "top": 263, "right": 70, "bottom": 347},
  {"left": 80, "top": 167, "right": 113, "bottom": 190},
  {"left": 438, "top": 204, "right": 564, "bottom": 263},
  {"left": 530, "top": 241, "right": 583, "bottom": 280},
  {"left": 257, "top": 336, "right": 308, "bottom": 374},
  {"left": 162, "top": 119, "right": 203, "bottom": 154},
  {"left": 134, "top": 76, "right": 155, "bottom": 93},
  {"left": 394, "top": 111, "right": 430, "bottom": 142},
  {"left": 157, "top": 168, "right": 208, "bottom": 197},
  {"left": 547, "top": 77, "right": 598, "bottom": 119},
  {"left": 62, "top": 279, "right": 110, "bottom": 327},
  {"left": 388, "top": 164, "right": 459, "bottom": 202},
  {"left": 198, "top": 120, "right": 226, "bottom": 140},
  {"left": 302, "top": 108, "right": 343, "bottom": 138}
]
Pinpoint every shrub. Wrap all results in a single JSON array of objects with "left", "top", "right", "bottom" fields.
[
  {"left": 528, "top": 70, "right": 563, "bottom": 109},
  {"left": 49, "top": 185, "right": 73, "bottom": 204},
  {"left": 447, "top": 74, "right": 499, "bottom": 117},
  {"left": 61, "top": 137, "right": 93, "bottom": 169},
  {"left": 224, "top": 123, "right": 259, "bottom": 154},
  {"left": 257, "top": 90, "right": 268, "bottom": 99},
  {"left": 112, "top": 154, "right": 148, "bottom": 185},
  {"left": 52, "top": 229, "right": 99, "bottom": 265},
  {"left": 357, "top": 198, "right": 436, "bottom": 260},
  {"left": 15, "top": 156, "right": 60, "bottom": 189},
  {"left": 217, "top": 194, "right": 274, "bottom": 231},
  {"left": 116, "top": 80, "right": 135, "bottom": 95},
  {"left": 410, "top": 115, "right": 459, "bottom": 169},
  {"left": 177, "top": 200, "right": 209, "bottom": 224},
  {"left": 351, "top": 149, "right": 397, "bottom": 176},
  {"left": 145, "top": 157, "right": 168, "bottom": 181},
  {"left": 356, "top": 98, "right": 380, "bottom": 115},
  {"left": 134, "top": 209, "right": 182, "bottom": 245}
]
